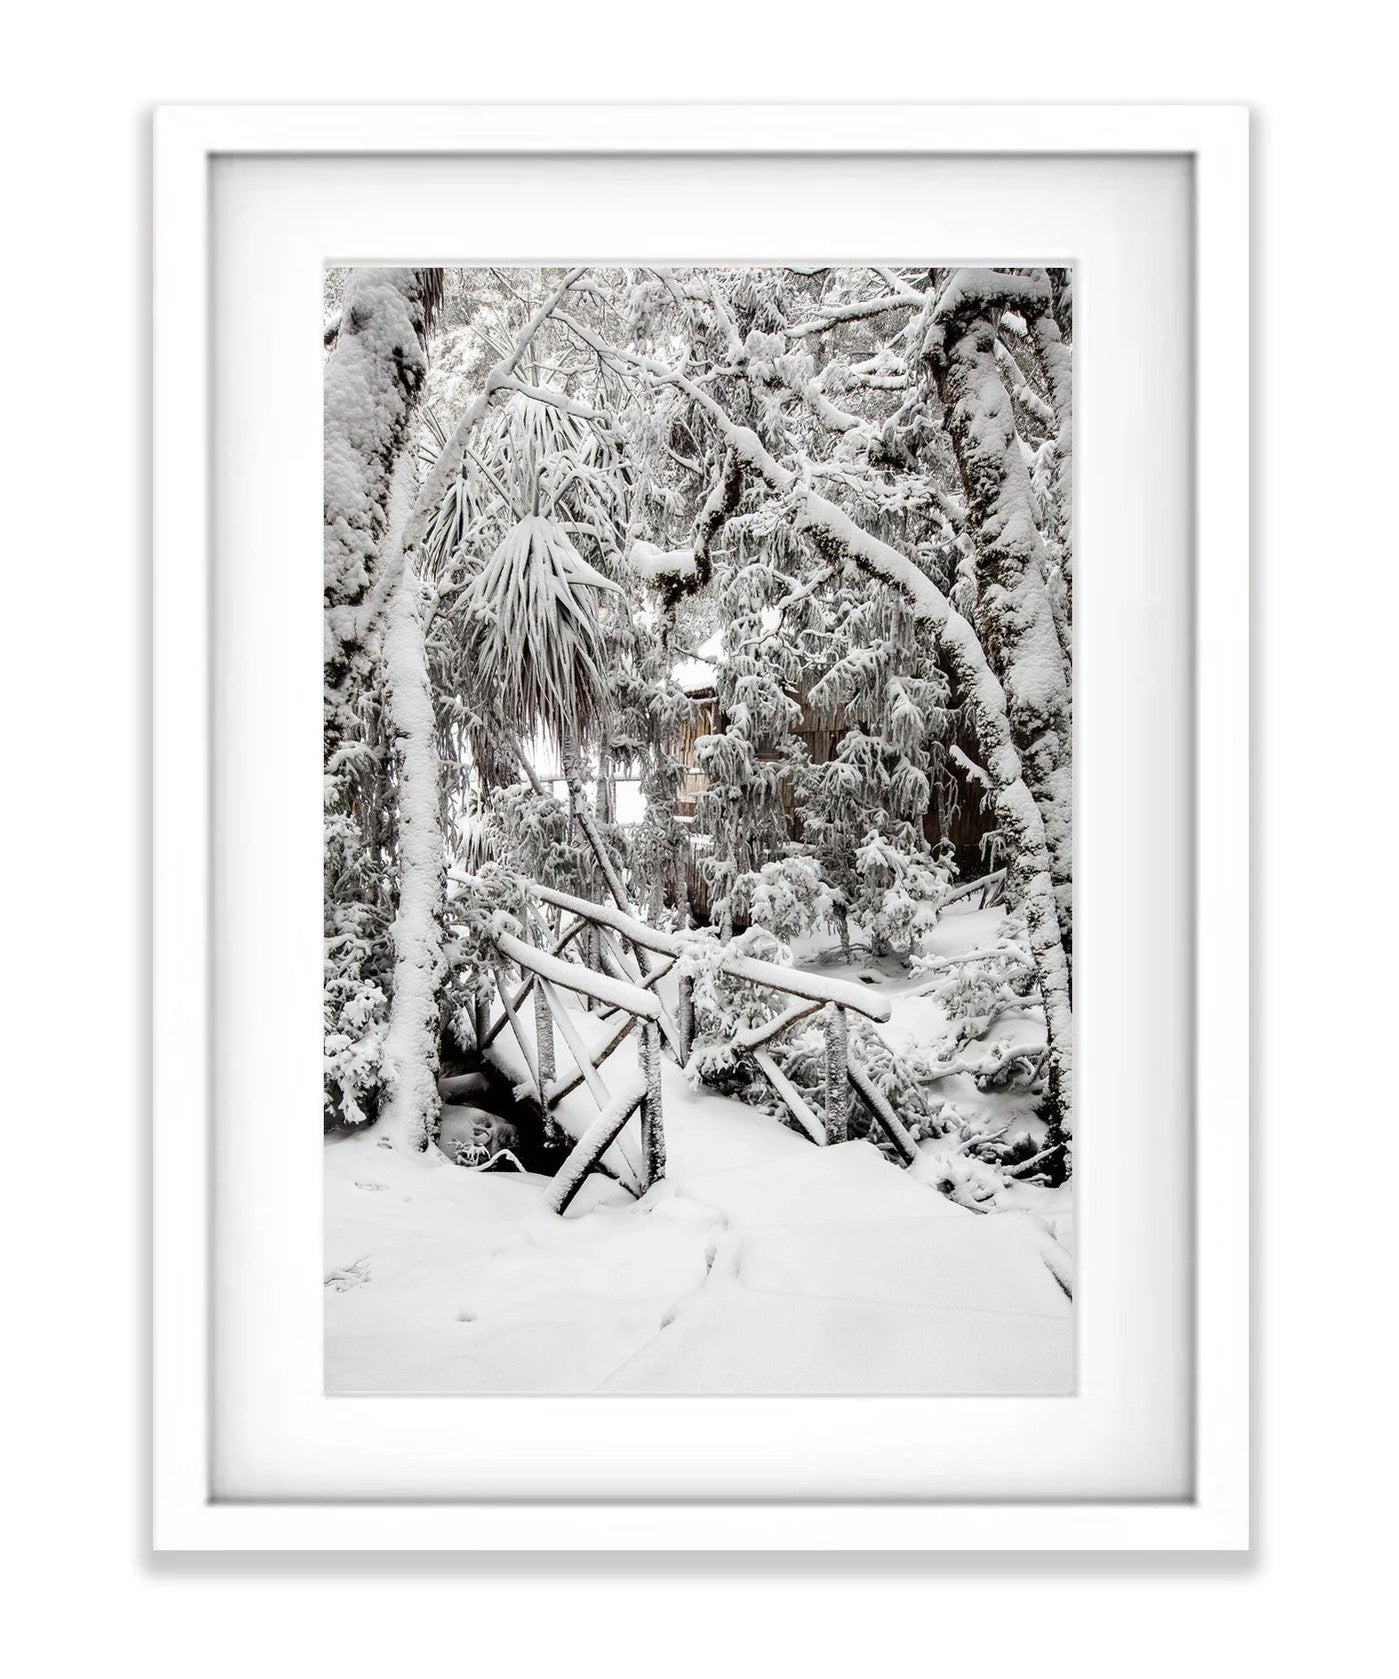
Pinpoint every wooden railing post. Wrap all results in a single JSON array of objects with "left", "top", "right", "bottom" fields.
[
  {"left": 639, "top": 1018, "right": 666, "bottom": 1189},
  {"left": 677, "top": 974, "right": 695, "bottom": 1065},
  {"left": 533, "top": 982, "right": 556, "bottom": 1104},
  {"left": 823, "top": 1001, "right": 849, "bottom": 1145},
  {"left": 585, "top": 927, "right": 599, "bottom": 1007}
]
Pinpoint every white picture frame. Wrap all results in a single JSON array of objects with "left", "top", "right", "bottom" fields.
[{"left": 153, "top": 103, "right": 1249, "bottom": 1552}]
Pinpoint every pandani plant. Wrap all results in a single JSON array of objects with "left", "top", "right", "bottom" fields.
[{"left": 425, "top": 383, "right": 641, "bottom": 915}]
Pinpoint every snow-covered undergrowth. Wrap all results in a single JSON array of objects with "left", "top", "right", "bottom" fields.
[{"left": 687, "top": 898, "right": 1063, "bottom": 1204}]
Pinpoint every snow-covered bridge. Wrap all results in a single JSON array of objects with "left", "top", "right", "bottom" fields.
[
  {"left": 322, "top": 877, "right": 1071, "bottom": 1395},
  {"left": 456, "top": 875, "right": 921, "bottom": 1206}
]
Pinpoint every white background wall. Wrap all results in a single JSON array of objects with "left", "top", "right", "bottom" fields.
[{"left": 3, "top": 5, "right": 1391, "bottom": 1672}]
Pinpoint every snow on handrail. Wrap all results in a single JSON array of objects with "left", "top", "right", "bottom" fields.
[
  {"left": 718, "top": 950, "right": 891, "bottom": 1024},
  {"left": 493, "top": 929, "right": 662, "bottom": 1021},
  {"left": 751, "top": 1048, "right": 825, "bottom": 1145},
  {"left": 526, "top": 883, "right": 891, "bottom": 1022},
  {"left": 530, "top": 882, "right": 678, "bottom": 956}
]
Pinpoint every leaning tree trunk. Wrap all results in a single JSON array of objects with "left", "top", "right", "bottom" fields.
[
  {"left": 926, "top": 270, "right": 1074, "bottom": 962},
  {"left": 323, "top": 267, "right": 442, "bottom": 1151},
  {"left": 561, "top": 736, "right": 627, "bottom": 911},
  {"left": 1032, "top": 292, "right": 1073, "bottom": 609}
]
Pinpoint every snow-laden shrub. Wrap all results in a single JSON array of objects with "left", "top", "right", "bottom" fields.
[
  {"left": 915, "top": 917, "right": 1039, "bottom": 1051},
  {"left": 445, "top": 864, "right": 527, "bottom": 953},
  {"left": 323, "top": 938, "right": 388, "bottom": 1129},
  {"left": 440, "top": 863, "right": 530, "bottom": 1033},
  {"left": 852, "top": 833, "right": 952, "bottom": 958},
  {"left": 483, "top": 784, "right": 571, "bottom": 884},
  {"left": 732, "top": 855, "right": 831, "bottom": 943},
  {"left": 911, "top": 1137, "right": 1010, "bottom": 1210},
  {"left": 681, "top": 926, "right": 789, "bottom": 1088}
]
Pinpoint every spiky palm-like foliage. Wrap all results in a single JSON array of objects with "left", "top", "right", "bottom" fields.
[{"left": 461, "top": 512, "right": 621, "bottom": 757}]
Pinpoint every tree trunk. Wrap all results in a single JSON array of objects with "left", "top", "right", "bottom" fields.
[
  {"left": 376, "top": 464, "right": 445, "bottom": 1153},
  {"left": 562, "top": 738, "right": 626, "bottom": 912},
  {"left": 328, "top": 269, "right": 591, "bottom": 1148},
  {"left": 322, "top": 268, "right": 439, "bottom": 1145},
  {"left": 927, "top": 273, "right": 1073, "bottom": 960},
  {"left": 323, "top": 269, "right": 432, "bottom": 756}
]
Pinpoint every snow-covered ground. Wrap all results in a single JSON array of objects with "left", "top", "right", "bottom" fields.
[{"left": 325, "top": 903, "right": 1073, "bottom": 1394}]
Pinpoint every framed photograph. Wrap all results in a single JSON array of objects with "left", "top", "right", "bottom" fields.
[{"left": 153, "top": 103, "right": 1248, "bottom": 1550}]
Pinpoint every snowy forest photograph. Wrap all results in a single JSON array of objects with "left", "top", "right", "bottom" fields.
[{"left": 324, "top": 263, "right": 1075, "bottom": 1394}]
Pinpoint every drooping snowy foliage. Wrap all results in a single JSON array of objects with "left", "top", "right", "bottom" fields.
[{"left": 462, "top": 513, "right": 622, "bottom": 756}]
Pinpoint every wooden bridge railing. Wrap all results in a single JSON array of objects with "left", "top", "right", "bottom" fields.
[
  {"left": 525, "top": 883, "right": 901, "bottom": 1155},
  {"left": 447, "top": 871, "right": 914, "bottom": 1213},
  {"left": 487, "top": 917, "right": 666, "bottom": 1213}
]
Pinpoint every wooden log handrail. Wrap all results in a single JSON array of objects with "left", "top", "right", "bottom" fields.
[
  {"left": 847, "top": 1059, "right": 919, "bottom": 1165},
  {"left": 545, "top": 1014, "right": 637, "bottom": 1106},
  {"left": 537, "top": 974, "right": 614, "bottom": 1109},
  {"left": 527, "top": 883, "right": 891, "bottom": 1022},
  {"left": 515, "top": 887, "right": 895, "bottom": 1163},
  {"left": 494, "top": 929, "right": 662, "bottom": 1020},
  {"left": 472, "top": 919, "right": 585, "bottom": 1053},
  {"left": 590, "top": 928, "right": 684, "bottom": 1059},
  {"left": 530, "top": 881, "right": 676, "bottom": 956},
  {"left": 751, "top": 1048, "right": 825, "bottom": 1144}
]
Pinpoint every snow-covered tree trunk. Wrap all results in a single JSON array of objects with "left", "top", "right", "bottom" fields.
[
  {"left": 926, "top": 272, "right": 1073, "bottom": 957},
  {"left": 324, "top": 269, "right": 433, "bottom": 747},
  {"left": 323, "top": 267, "right": 442, "bottom": 1149},
  {"left": 328, "top": 270, "right": 584, "bottom": 1152},
  {"left": 375, "top": 464, "right": 446, "bottom": 1152},
  {"left": 1032, "top": 304, "right": 1073, "bottom": 597},
  {"left": 562, "top": 737, "right": 630, "bottom": 916}
]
